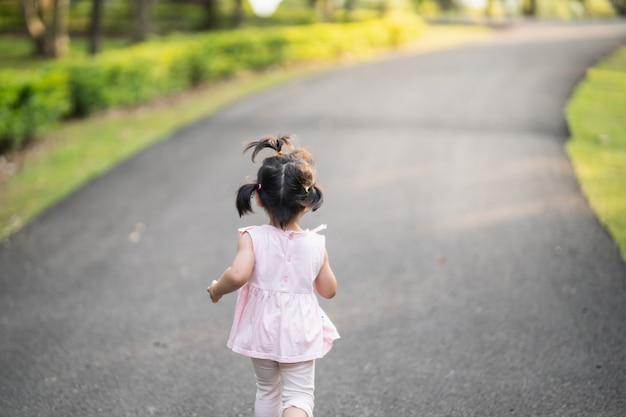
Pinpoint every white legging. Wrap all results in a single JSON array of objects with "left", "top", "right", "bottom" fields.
[{"left": 251, "top": 358, "right": 315, "bottom": 417}]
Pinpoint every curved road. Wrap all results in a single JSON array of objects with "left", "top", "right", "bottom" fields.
[{"left": 2, "top": 22, "right": 626, "bottom": 417}]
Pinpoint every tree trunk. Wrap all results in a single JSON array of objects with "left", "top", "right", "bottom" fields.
[
  {"left": 21, "top": 0, "right": 69, "bottom": 58},
  {"left": 204, "top": 0, "right": 219, "bottom": 30},
  {"left": 22, "top": 0, "right": 47, "bottom": 56},
  {"left": 320, "top": 0, "right": 333, "bottom": 21},
  {"left": 88, "top": 0, "right": 105, "bottom": 55},
  {"left": 609, "top": 0, "right": 626, "bottom": 15},
  {"left": 131, "top": 0, "right": 152, "bottom": 43},
  {"left": 379, "top": 0, "right": 389, "bottom": 17},
  {"left": 435, "top": 0, "right": 457, "bottom": 11},
  {"left": 521, "top": 0, "right": 536, "bottom": 16},
  {"left": 343, "top": 0, "right": 356, "bottom": 22},
  {"left": 231, "top": 0, "right": 243, "bottom": 28},
  {"left": 49, "top": 0, "right": 69, "bottom": 57}
]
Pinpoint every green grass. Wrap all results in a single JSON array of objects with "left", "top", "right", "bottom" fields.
[
  {"left": 566, "top": 46, "right": 626, "bottom": 260},
  {"left": 0, "top": 25, "right": 492, "bottom": 240}
]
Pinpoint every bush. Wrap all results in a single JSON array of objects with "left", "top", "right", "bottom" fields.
[
  {"left": 61, "top": 61, "right": 108, "bottom": 116},
  {"left": 0, "top": 69, "right": 70, "bottom": 150},
  {"left": 0, "top": 15, "right": 425, "bottom": 151}
]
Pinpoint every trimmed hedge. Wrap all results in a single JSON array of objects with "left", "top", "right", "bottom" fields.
[
  {"left": 0, "top": 69, "right": 70, "bottom": 151},
  {"left": 0, "top": 15, "right": 424, "bottom": 150}
]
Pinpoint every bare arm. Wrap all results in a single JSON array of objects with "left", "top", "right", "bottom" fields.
[
  {"left": 207, "top": 232, "right": 255, "bottom": 303},
  {"left": 314, "top": 250, "right": 337, "bottom": 299}
]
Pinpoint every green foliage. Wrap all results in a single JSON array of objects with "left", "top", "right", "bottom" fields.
[
  {"left": 0, "top": 15, "right": 425, "bottom": 151},
  {"left": 280, "top": 15, "right": 424, "bottom": 62},
  {"left": 0, "top": 69, "right": 71, "bottom": 151},
  {"left": 415, "top": 0, "right": 441, "bottom": 16},
  {"left": 61, "top": 61, "right": 108, "bottom": 116},
  {"left": 566, "top": 46, "right": 626, "bottom": 259},
  {"left": 0, "top": 0, "right": 24, "bottom": 32},
  {"left": 584, "top": 0, "right": 618, "bottom": 16},
  {"left": 529, "top": 0, "right": 616, "bottom": 18}
]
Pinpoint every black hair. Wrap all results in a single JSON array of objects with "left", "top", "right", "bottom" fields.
[{"left": 235, "top": 134, "right": 323, "bottom": 230}]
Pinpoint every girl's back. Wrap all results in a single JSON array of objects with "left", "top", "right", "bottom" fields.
[
  {"left": 227, "top": 225, "right": 336, "bottom": 363},
  {"left": 244, "top": 225, "right": 325, "bottom": 293}
]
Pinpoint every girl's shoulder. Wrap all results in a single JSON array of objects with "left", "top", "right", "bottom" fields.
[
  {"left": 237, "top": 224, "right": 274, "bottom": 236},
  {"left": 237, "top": 225, "right": 258, "bottom": 236}
]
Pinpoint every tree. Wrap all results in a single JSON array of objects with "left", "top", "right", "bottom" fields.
[
  {"left": 521, "top": 0, "right": 536, "bottom": 16},
  {"left": 88, "top": 0, "right": 105, "bottom": 55},
  {"left": 343, "top": 0, "right": 356, "bottom": 21},
  {"left": 434, "top": 0, "right": 457, "bottom": 11},
  {"left": 204, "top": 0, "right": 220, "bottom": 29},
  {"left": 22, "top": 0, "right": 46, "bottom": 55},
  {"left": 232, "top": 0, "right": 243, "bottom": 28},
  {"left": 318, "top": 0, "right": 334, "bottom": 21},
  {"left": 22, "top": 0, "right": 70, "bottom": 58},
  {"left": 608, "top": 0, "right": 626, "bottom": 15},
  {"left": 131, "top": 0, "right": 153, "bottom": 43}
]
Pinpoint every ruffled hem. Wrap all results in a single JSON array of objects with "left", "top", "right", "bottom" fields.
[
  {"left": 228, "top": 343, "right": 336, "bottom": 363},
  {"left": 228, "top": 333, "right": 340, "bottom": 363},
  {"left": 227, "top": 306, "right": 340, "bottom": 363}
]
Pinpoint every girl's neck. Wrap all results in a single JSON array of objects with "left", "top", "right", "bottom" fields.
[
  {"left": 267, "top": 210, "right": 307, "bottom": 232},
  {"left": 269, "top": 220, "right": 303, "bottom": 232}
]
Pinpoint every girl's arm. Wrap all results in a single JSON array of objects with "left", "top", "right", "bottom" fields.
[
  {"left": 314, "top": 250, "right": 337, "bottom": 299},
  {"left": 207, "top": 232, "right": 255, "bottom": 303}
]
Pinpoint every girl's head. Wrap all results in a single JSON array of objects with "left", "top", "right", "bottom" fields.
[{"left": 236, "top": 135, "right": 323, "bottom": 230}]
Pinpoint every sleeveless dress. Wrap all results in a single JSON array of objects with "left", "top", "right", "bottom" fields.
[{"left": 227, "top": 224, "right": 340, "bottom": 363}]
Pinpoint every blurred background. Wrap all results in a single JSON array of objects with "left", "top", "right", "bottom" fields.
[
  {"left": 0, "top": 0, "right": 624, "bottom": 242},
  {"left": 0, "top": 0, "right": 623, "bottom": 61}
]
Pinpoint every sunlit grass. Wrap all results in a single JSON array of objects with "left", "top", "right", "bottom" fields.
[
  {"left": 566, "top": 46, "right": 626, "bottom": 260},
  {"left": 0, "top": 25, "right": 493, "bottom": 240}
]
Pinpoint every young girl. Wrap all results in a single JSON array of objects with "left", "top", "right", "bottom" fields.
[{"left": 207, "top": 135, "right": 339, "bottom": 417}]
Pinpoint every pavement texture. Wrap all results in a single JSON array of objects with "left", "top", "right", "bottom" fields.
[{"left": 1, "top": 21, "right": 626, "bottom": 417}]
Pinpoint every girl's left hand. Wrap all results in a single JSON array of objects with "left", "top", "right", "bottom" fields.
[{"left": 207, "top": 280, "right": 221, "bottom": 303}]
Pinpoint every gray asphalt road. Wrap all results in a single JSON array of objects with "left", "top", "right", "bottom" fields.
[{"left": 2, "top": 21, "right": 626, "bottom": 417}]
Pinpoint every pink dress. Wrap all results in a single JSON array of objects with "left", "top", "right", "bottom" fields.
[{"left": 227, "top": 224, "right": 339, "bottom": 363}]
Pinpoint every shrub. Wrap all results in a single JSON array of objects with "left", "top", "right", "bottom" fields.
[
  {"left": 0, "top": 69, "right": 70, "bottom": 150},
  {"left": 61, "top": 61, "right": 109, "bottom": 116}
]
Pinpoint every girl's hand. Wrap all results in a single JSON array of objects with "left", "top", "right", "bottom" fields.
[
  {"left": 207, "top": 280, "right": 221, "bottom": 303},
  {"left": 207, "top": 233, "right": 254, "bottom": 304}
]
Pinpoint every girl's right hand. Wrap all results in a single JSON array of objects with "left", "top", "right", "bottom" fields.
[{"left": 207, "top": 280, "right": 221, "bottom": 303}]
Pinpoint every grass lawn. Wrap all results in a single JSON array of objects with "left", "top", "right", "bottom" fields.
[
  {"left": 566, "top": 45, "right": 626, "bottom": 260},
  {"left": 0, "top": 25, "right": 492, "bottom": 241}
]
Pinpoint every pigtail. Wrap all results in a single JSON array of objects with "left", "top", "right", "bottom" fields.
[
  {"left": 236, "top": 182, "right": 258, "bottom": 217},
  {"left": 244, "top": 134, "right": 295, "bottom": 162},
  {"left": 305, "top": 184, "right": 324, "bottom": 212}
]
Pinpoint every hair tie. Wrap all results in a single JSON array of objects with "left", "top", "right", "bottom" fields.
[{"left": 257, "top": 183, "right": 262, "bottom": 190}]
